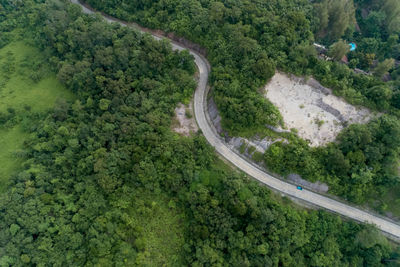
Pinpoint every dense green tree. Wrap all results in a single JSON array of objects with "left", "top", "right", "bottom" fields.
[
  {"left": 314, "top": 0, "right": 356, "bottom": 41},
  {"left": 328, "top": 39, "right": 350, "bottom": 61},
  {"left": 373, "top": 58, "right": 395, "bottom": 78},
  {"left": 381, "top": 0, "right": 400, "bottom": 35},
  {"left": 351, "top": 0, "right": 400, "bottom": 72}
]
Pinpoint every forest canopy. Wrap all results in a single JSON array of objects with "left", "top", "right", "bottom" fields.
[
  {"left": 83, "top": 0, "right": 400, "bottom": 215},
  {"left": 0, "top": 0, "right": 399, "bottom": 266},
  {"left": 85, "top": 0, "right": 400, "bottom": 133}
]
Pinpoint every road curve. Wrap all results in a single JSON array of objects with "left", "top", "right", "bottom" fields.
[{"left": 71, "top": 0, "right": 400, "bottom": 240}]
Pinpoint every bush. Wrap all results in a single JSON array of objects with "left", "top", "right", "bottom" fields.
[
  {"left": 247, "top": 145, "right": 256, "bottom": 155},
  {"left": 252, "top": 151, "right": 264, "bottom": 163},
  {"left": 239, "top": 141, "right": 247, "bottom": 154}
]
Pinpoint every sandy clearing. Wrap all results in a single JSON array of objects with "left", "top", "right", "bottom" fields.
[
  {"left": 173, "top": 103, "right": 198, "bottom": 136},
  {"left": 264, "top": 73, "right": 371, "bottom": 146}
]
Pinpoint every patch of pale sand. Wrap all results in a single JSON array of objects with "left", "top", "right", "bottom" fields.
[
  {"left": 264, "top": 73, "right": 371, "bottom": 146},
  {"left": 173, "top": 103, "right": 198, "bottom": 136}
]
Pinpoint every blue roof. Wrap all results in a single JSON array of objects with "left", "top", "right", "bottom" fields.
[{"left": 349, "top": 42, "right": 357, "bottom": 51}]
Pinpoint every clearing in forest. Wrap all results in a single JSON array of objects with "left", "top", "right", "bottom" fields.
[
  {"left": 127, "top": 192, "right": 186, "bottom": 266},
  {"left": 172, "top": 103, "right": 198, "bottom": 136},
  {"left": 0, "top": 41, "right": 74, "bottom": 192},
  {"left": 264, "top": 72, "right": 371, "bottom": 146}
]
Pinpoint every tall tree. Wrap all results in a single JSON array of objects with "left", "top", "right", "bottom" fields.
[
  {"left": 381, "top": 0, "right": 400, "bottom": 34},
  {"left": 314, "top": 0, "right": 356, "bottom": 41},
  {"left": 373, "top": 58, "right": 395, "bottom": 78},
  {"left": 328, "top": 39, "right": 350, "bottom": 61}
]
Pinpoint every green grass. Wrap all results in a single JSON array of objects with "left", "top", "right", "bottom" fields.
[
  {"left": 0, "top": 126, "right": 26, "bottom": 191},
  {"left": 0, "top": 41, "right": 74, "bottom": 192},
  {"left": 129, "top": 192, "right": 186, "bottom": 266},
  {"left": 0, "top": 41, "right": 74, "bottom": 113}
]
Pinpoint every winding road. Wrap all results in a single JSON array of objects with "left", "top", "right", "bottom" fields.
[{"left": 71, "top": 0, "right": 400, "bottom": 240}]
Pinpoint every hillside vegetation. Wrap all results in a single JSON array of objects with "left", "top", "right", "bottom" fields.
[
  {"left": 314, "top": 0, "right": 400, "bottom": 69},
  {"left": 85, "top": 0, "right": 400, "bottom": 217},
  {"left": 0, "top": 0, "right": 399, "bottom": 266}
]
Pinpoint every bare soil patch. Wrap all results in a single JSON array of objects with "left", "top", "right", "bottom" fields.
[
  {"left": 264, "top": 72, "right": 371, "bottom": 146},
  {"left": 172, "top": 103, "right": 198, "bottom": 136}
]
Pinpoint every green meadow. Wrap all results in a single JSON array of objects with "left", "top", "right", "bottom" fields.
[
  {"left": 128, "top": 191, "right": 186, "bottom": 266},
  {"left": 0, "top": 41, "right": 74, "bottom": 192}
]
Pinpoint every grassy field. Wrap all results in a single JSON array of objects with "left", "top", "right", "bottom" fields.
[
  {"left": 0, "top": 41, "right": 74, "bottom": 192},
  {"left": 129, "top": 191, "right": 186, "bottom": 266},
  {"left": 0, "top": 126, "right": 26, "bottom": 188}
]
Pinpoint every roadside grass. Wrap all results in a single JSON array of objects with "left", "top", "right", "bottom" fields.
[
  {"left": 0, "top": 41, "right": 74, "bottom": 192},
  {"left": 129, "top": 191, "right": 186, "bottom": 266}
]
